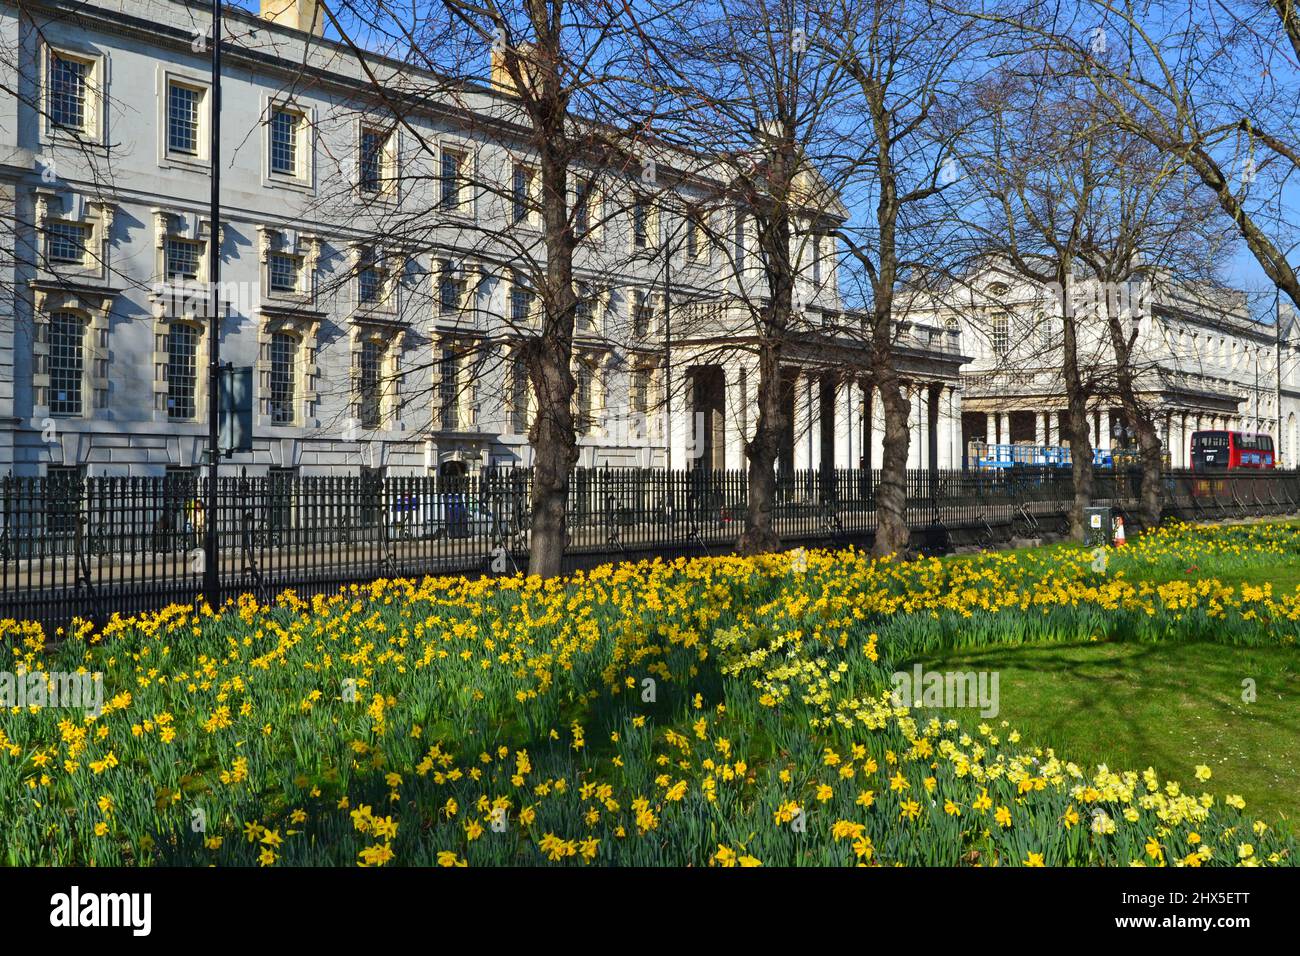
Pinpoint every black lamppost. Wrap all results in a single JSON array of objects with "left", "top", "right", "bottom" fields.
[{"left": 202, "top": 0, "right": 223, "bottom": 606}]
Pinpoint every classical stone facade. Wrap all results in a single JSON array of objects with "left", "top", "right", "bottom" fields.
[
  {"left": 908, "top": 268, "right": 1299, "bottom": 468},
  {"left": 0, "top": 0, "right": 967, "bottom": 480}
]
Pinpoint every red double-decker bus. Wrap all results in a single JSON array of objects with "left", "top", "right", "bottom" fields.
[{"left": 1190, "top": 430, "right": 1276, "bottom": 470}]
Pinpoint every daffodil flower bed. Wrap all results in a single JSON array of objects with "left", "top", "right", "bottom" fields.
[{"left": 0, "top": 520, "right": 1295, "bottom": 866}]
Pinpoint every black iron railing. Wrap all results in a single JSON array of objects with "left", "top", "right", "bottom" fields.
[{"left": 2, "top": 466, "right": 1297, "bottom": 630}]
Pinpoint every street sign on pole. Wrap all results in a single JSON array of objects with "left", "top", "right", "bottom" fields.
[{"left": 219, "top": 365, "right": 254, "bottom": 456}]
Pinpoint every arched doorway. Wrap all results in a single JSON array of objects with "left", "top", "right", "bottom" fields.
[{"left": 438, "top": 459, "right": 468, "bottom": 479}]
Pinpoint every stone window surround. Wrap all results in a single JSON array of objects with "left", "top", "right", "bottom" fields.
[
  {"left": 436, "top": 136, "right": 477, "bottom": 219},
  {"left": 255, "top": 307, "right": 322, "bottom": 428},
  {"left": 151, "top": 313, "right": 208, "bottom": 423},
  {"left": 157, "top": 67, "right": 212, "bottom": 171},
  {"left": 351, "top": 242, "right": 405, "bottom": 316},
  {"left": 256, "top": 225, "right": 322, "bottom": 305},
  {"left": 572, "top": 347, "right": 610, "bottom": 435},
  {"left": 40, "top": 41, "right": 107, "bottom": 148},
  {"left": 151, "top": 207, "right": 222, "bottom": 286},
  {"left": 261, "top": 95, "right": 315, "bottom": 192},
  {"left": 34, "top": 188, "right": 114, "bottom": 283},
  {"left": 432, "top": 332, "right": 484, "bottom": 431},
  {"left": 434, "top": 257, "right": 478, "bottom": 315},
  {"left": 32, "top": 284, "right": 112, "bottom": 420},
  {"left": 349, "top": 320, "right": 406, "bottom": 432},
  {"left": 357, "top": 120, "right": 400, "bottom": 202}
]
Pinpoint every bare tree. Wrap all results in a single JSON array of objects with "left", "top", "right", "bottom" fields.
[
  {"left": 951, "top": 54, "right": 1108, "bottom": 538},
  {"left": 299, "top": 0, "right": 667, "bottom": 575},
  {"left": 651, "top": 0, "right": 860, "bottom": 554},
  {"left": 833, "top": 0, "right": 985, "bottom": 555},
  {"left": 1025, "top": 2, "right": 1300, "bottom": 324}
]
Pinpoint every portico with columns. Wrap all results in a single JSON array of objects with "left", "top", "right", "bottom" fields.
[{"left": 669, "top": 322, "right": 968, "bottom": 476}]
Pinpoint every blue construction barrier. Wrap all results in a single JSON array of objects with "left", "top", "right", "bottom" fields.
[{"left": 969, "top": 442, "right": 1115, "bottom": 470}]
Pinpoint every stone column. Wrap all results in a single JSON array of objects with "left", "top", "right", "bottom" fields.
[
  {"left": 906, "top": 384, "right": 921, "bottom": 469},
  {"left": 926, "top": 385, "right": 939, "bottom": 472},
  {"left": 723, "top": 360, "right": 750, "bottom": 471},
  {"left": 835, "top": 378, "right": 857, "bottom": 469},
  {"left": 790, "top": 374, "right": 811, "bottom": 470},
  {"left": 811, "top": 375, "right": 825, "bottom": 472},
  {"left": 1099, "top": 407, "right": 1111, "bottom": 448},
  {"left": 1048, "top": 411, "right": 1060, "bottom": 446},
  {"left": 999, "top": 411, "right": 1011, "bottom": 446},
  {"left": 986, "top": 412, "right": 997, "bottom": 444},
  {"left": 936, "top": 386, "right": 959, "bottom": 469},
  {"left": 870, "top": 385, "right": 885, "bottom": 470},
  {"left": 1035, "top": 411, "right": 1047, "bottom": 446}
]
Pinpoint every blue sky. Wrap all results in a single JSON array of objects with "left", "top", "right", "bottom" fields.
[{"left": 216, "top": 0, "right": 1291, "bottom": 321}]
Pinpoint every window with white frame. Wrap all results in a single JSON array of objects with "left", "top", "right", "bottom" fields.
[
  {"left": 165, "top": 237, "right": 203, "bottom": 281},
  {"left": 990, "top": 312, "right": 1009, "bottom": 356},
  {"left": 268, "top": 251, "right": 301, "bottom": 294},
  {"left": 511, "top": 162, "right": 534, "bottom": 224},
  {"left": 358, "top": 338, "right": 385, "bottom": 428},
  {"left": 633, "top": 289, "right": 654, "bottom": 338},
  {"left": 437, "top": 345, "right": 461, "bottom": 429},
  {"left": 1037, "top": 311, "right": 1055, "bottom": 349},
  {"left": 509, "top": 353, "right": 531, "bottom": 433},
  {"left": 632, "top": 195, "right": 655, "bottom": 249},
  {"left": 166, "top": 322, "right": 200, "bottom": 420},
  {"left": 510, "top": 282, "right": 534, "bottom": 326},
  {"left": 574, "top": 176, "right": 595, "bottom": 237},
  {"left": 575, "top": 282, "right": 595, "bottom": 333},
  {"left": 359, "top": 263, "right": 383, "bottom": 305},
  {"left": 574, "top": 358, "right": 597, "bottom": 431},
  {"left": 47, "top": 311, "right": 86, "bottom": 416},
  {"left": 355, "top": 247, "right": 397, "bottom": 310},
  {"left": 630, "top": 365, "right": 652, "bottom": 418},
  {"left": 167, "top": 81, "right": 203, "bottom": 156},
  {"left": 440, "top": 148, "right": 466, "bottom": 211},
  {"left": 268, "top": 106, "right": 304, "bottom": 177},
  {"left": 359, "top": 127, "right": 394, "bottom": 195},
  {"left": 438, "top": 260, "right": 465, "bottom": 315},
  {"left": 269, "top": 332, "right": 297, "bottom": 424},
  {"left": 48, "top": 51, "right": 92, "bottom": 134},
  {"left": 45, "top": 221, "right": 89, "bottom": 265},
  {"left": 733, "top": 209, "right": 746, "bottom": 270},
  {"left": 686, "top": 210, "right": 706, "bottom": 262}
]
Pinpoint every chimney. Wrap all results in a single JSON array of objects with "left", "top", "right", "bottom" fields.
[
  {"left": 490, "top": 42, "right": 539, "bottom": 97},
  {"left": 260, "top": 0, "right": 324, "bottom": 37}
]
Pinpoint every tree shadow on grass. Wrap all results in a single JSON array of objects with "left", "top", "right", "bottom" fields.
[{"left": 909, "top": 640, "right": 1300, "bottom": 820}]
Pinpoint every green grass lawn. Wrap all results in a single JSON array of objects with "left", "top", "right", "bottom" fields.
[
  {"left": 916, "top": 638, "right": 1299, "bottom": 823},
  {"left": 917, "top": 520, "right": 1300, "bottom": 823}
]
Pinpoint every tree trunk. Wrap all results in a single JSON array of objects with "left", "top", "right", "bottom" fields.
[
  {"left": 1104, "top": 303, "right": 1165, "bottom": 530},
  {"left": 1060, "top": 283, "right": 1094, "bottom": 539},
  {"left": 1134, "top": 413, "right": 1164, "bottom": 529},
  {"left": 872, "top": 371, "right": 911, "bottom": 557},
  {"left": 526, "top": 340, "right": 578, "bottom": 577},
  {"left": 738, "top": 145, "right": 795, "bottom": 556},
  {"left": 525, "top": 78, "right": 578, "bottom": 578},
  {"left": 739, "top": 342, "right": 785, "bottom": 554},
  {"left": 1064, "top": 397, "right": 1095, "bottom": 540}
]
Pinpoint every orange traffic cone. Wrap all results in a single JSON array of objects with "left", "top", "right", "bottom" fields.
[{"left": 1114, "top": 515, "right": 1126, "bottom": 547}]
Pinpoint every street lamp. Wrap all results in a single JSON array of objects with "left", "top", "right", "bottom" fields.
[{"left": 202, "top": 0, "right": 223, "bottom": 607}]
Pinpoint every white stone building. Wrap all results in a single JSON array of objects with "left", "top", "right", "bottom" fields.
[
  {"left": 907, "top": 267, "right": 1299, "bottom": 468},
  {"left": 0, "top": 0, "right": 968, "bottom": 482}
]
